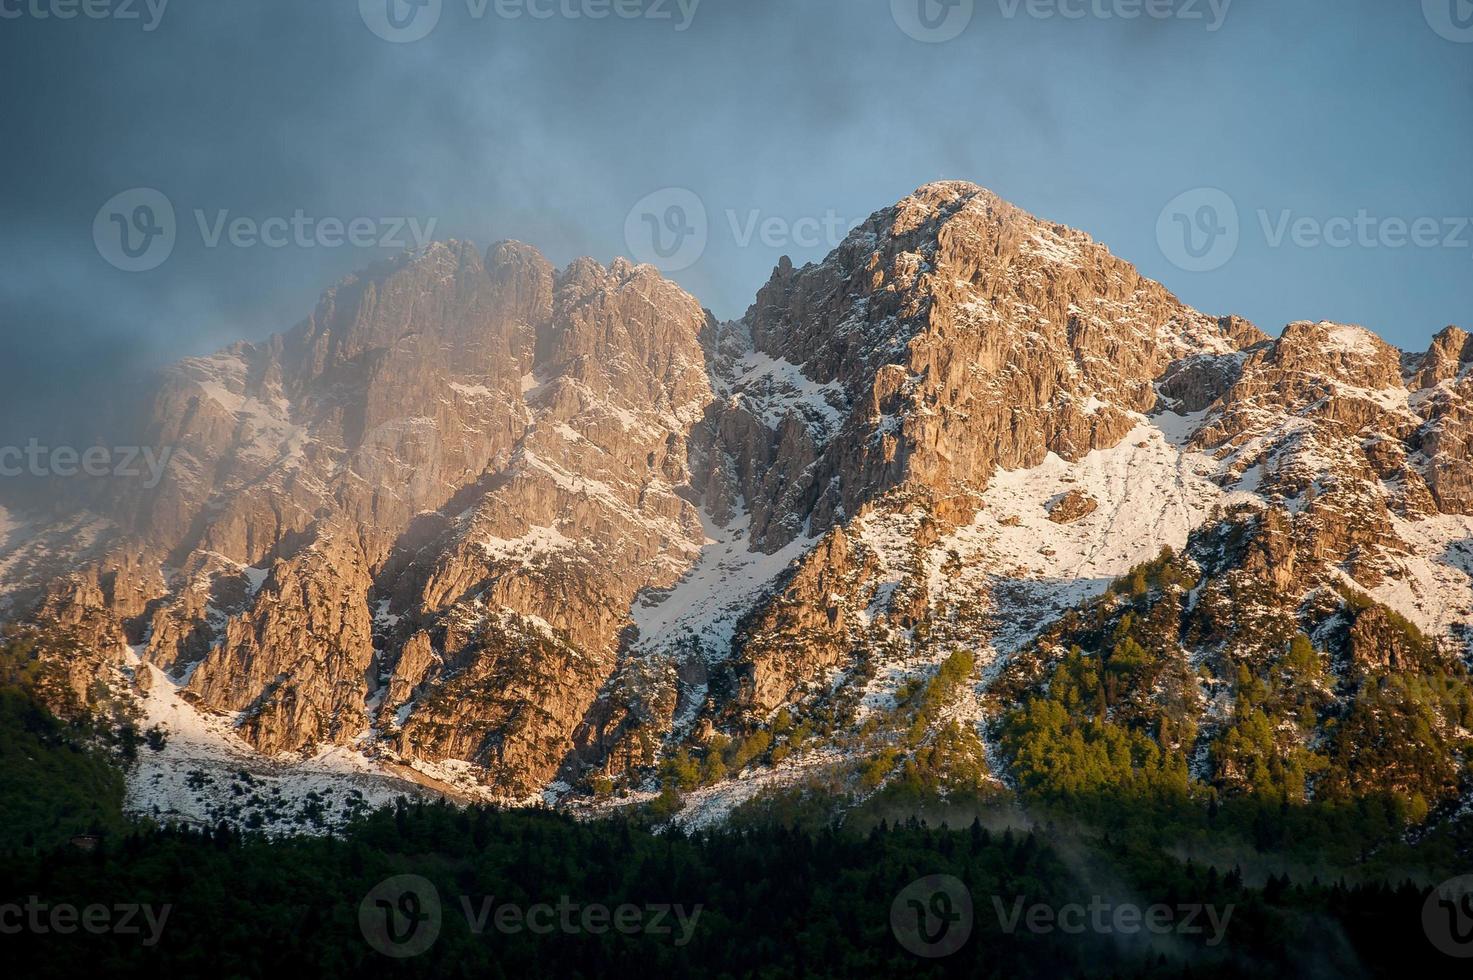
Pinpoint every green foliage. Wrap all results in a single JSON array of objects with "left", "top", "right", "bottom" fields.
[
  {"left": 645, "top": 785, "right": 684, "bottom": 820},
  {"left": 1110, "top": 547, "right": 1189, "bottom": 599},
  {"left": 1319, "top": 672, "right": 1473, "bottom": 807},
  {"left": 1209, "top": 703, "right": 1324, "bottom": 802},
  {"left": 1002, "top": 698, "right": 1192, "bottom": 805},
  {"left": 659, "top": 726, "right": 780, "bottom": 796},
  {"left": 660, "top": 747, "right": 701, "bottom": 792},
  {"left": 858, "top": 748, "right": 899, "bottom": 791},
  {"left": 726, "top": 729, "right": 772, "bottom": 772},
  {"left": 995, "top": 531, "right": 1473, "bottom": 861},
  {"left": 897, "top": 648, "right": 976, "bottom": 738},
  {"left": 1206, "top": 635, "right": 1332, "bottom": 802},
  {"left": 855, "top": 649, "right": 989, "bottom": 800},
  {"left": 895, "top": 722, "right": 990, "bottom": 794},
  {"left": 0, "top": 685, "right": 127, "bottom": 852}
]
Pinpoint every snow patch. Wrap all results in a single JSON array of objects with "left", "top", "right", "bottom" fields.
[{"left": 631, "top": 505, "right": 811, "bottom": 664}]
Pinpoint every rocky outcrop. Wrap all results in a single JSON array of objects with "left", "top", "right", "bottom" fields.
[
  {"left": 1413, "top": 326, "right": 1473, "bottom": 515},
  {"left": 1047, "top": 490, "right": 1098, "bottom": 525},
  {"left": 379, "top": 630, "right": 437, "bottom": 724},
  {"left": 392, "top": 613, "right": 607, "bottom": 795},
  {"left": 731, "top": 525, "right": 877, "bottom": 714},
  {"left": 182, "top": 526, "right": 376, "bottom": 753},
  {"left": 994, "top": 501, "right": 1471, "bottom": 810},
  {"left": 1176, "top": 319, "right": 1473, "bottom": 589}
]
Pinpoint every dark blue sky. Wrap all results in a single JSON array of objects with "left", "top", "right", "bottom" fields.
[{"left": 1, "top": 0, "right": 1469, "bottom": 443}]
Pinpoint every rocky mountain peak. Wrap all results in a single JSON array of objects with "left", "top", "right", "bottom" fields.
[
  {"left": 719, "top": 181, "right": 1260, "bottom": 552},
  {"left": 1267, "top": 320, "right": 1404, "bottom": 388},
  {"left": 1415, "top": 324, "right": 1473, "bottom": 388}
]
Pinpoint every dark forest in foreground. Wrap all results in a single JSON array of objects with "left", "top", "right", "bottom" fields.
[{"left": 4, "top": 679, "right": 1472, "bottom": 980}]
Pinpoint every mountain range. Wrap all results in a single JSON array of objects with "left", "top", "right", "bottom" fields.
[{"left": 3, "top": 181, "right": 1470, "bottom": 834}]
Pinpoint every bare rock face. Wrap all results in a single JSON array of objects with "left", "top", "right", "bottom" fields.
[
  {"left": 1047, "top": 490, "right": 1098, "bottom": 524},
  {"left": 110, "top": 241, "right": 554, "bottom": 569},
  {"left": 732, "top": 525, "right": 876, "bottom": 714},
  {"left": 1413, "top": 326, "right": 1473, "bottom": 515},
  {"left": 380, "top": 630, "right": 437, "bottom": 723},
  {"left": 184, "top": 525, "right": 376, "bottom": 754},
  {"left": 1346, "top": 605, "right": 1433, "bottom": 680},
  {"left": 718, "top": 181, "right": 1257, "bottom": 552},
  {"left": 390, "top": 613, "right": 604, "bottom": 795}
]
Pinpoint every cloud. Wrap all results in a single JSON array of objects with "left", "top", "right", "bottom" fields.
[{"left": 0, "top": 0, "right": 1467, "bottom": 447}]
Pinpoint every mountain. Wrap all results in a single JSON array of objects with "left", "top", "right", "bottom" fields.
[{"left": 2, "top": 181, "right": 1470, "bottom": 833}]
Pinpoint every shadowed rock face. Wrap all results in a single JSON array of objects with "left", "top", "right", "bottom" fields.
[
  {"left": 5, "top": 238, "right": 716, "bottom": 790},
  {"left": 3, "top": 182, "right": 1469, "bottom": 801}
]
